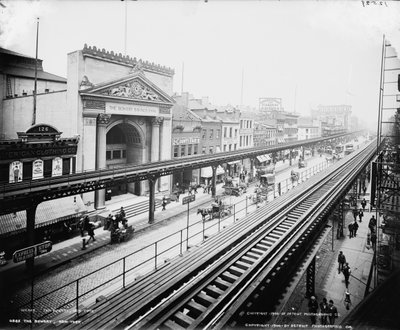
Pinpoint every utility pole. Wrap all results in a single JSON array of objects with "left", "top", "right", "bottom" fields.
[{"left": 32, "top": 17, "right": 39, "bottom": 126}]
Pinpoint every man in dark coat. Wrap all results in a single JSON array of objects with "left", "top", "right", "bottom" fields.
[
  {"left": 361, "top": 198, "right": 367, "bottom": 211},
  {"left": 358, "top": 209, "right": 364, "bottom": 222},
  {"left": 343, "top": 263, "right": 351, "bottom": 288},
  {"left": 328, "top": 300, "right": 338, "bottom": 325},
  {"left": 308, "top": 296, "right": 319, "bottom": 325},
  {"left": 338, "top": 251, "right": 346, "bottom": 273},
  {"left": 352, "top": 221, "right": 359, "bottom": 237},
  {"left": 348, "top": 222, "right": 354, "bottom": 238},
  {"left": 319, "top": 298, "right": 329, "bottom": 325}
]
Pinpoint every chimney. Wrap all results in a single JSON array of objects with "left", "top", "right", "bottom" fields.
[{"left": 181, "top": 92, "right": 189, "bottom": 107}]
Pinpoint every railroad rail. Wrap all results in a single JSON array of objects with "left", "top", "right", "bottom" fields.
[
  {"left": 0, "top": 133, "right": 355, "bottom": 212},
  {"left": 54, "top": 140, "right": 374, "bottom": 330}
]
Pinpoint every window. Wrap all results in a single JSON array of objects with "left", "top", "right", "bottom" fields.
[
  {"left": 113, "top": 150, "right": 121, "bottom": 159},
  {"left": 122, "top": 150, "right": 126, "bottom": 158},
  {"left": 240, "top": 120, "right": 243, "bottom": 129},
  {"left": 202, "top": 129, "right": 207, "bottom": 139},
  {"left": 240, "top": 136, "right": 243, "bottom": 147},
  {"left": 174, "top": 146, "right": 179, "bottom": 157},
  {"left": 224, "top": 145, "right": 227, "bottom": 151},
  {"left": 230, "top": 127, "right": 232, "bottom": 138},
  {"left": 188, "top": 144, "right": 192, "bottom": 155},
  {"left": 234, "top": 144, "right": 237, "bottom": 150},
  {"left": 229, "top": 144, "right": 232, "bottom": 151},
  {"left": 216, "top": 129, "right": 220, "bottom": 139},
  {"left": 202, "top": 146, "right": 206, "bottom": 154},
  {"left": 194, "top": 145, "right": 198, "bottom": 155},
  {"left": 224, "top": 127, "right": 227, "bottom": 138},
  {"left": 180, "top": 145, "right": 186, "bottom": 156},
  {"left": 106, "top": 151, "right": 112, "bottom": 160},
  {"left": 209, "top": 146, "right": 214, "bottom": 154},
  {"left": 209, "top": 129, "right": 214, "bottom": 139},
  {"left": 235, "top": 129, "right": 238, "bottom": 138}
]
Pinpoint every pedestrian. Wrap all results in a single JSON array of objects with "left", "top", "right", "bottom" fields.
[
  {"left": 308, "top": 296, "right": 318, "bottom": 325},
  {"left": 352, "top": 209, "right": 358, "bottom": 221},
  {"left": 328, "top": 300, "right": 338, "bottom": 325},
  {"left": 338, "top": 251, "right": 346, "bottom": 273},
  {"left": 362, "top": 185, "right": 367, "bottom": 195},
  {"left": 86, "top": 223, "right": 96, "bottom": 243},
  {"left": 358, "top": 209, "right": 364, "bottom": 222},
  {"left": 369, "top": 215, "right": 377, "bottom": 233},
  {"left": 78, "top": 217, "right": 85, "bottom": 237},
  {"left": 120, "top": 206, "right": 126, "bottom": 219},
  {"left": 361, "top": 198, "right": 367, "bottom": 211},
  {"left": 83, "top": 215, "right": 90, "bottom": 232},
  {"left": 343, "top": 263, "right": 351, "bottom": 288},
  {"left": 353, "top": 220, "right": 359, "bottom": 237},
  {"left": 371, "top": 233, "right": 377, "bottom": 250},
  {"left": 348, "top": 222, "right": 354, "bottom": 238},
  {"left": 176, "top": 192, "right": 180, "bottom": 202},
  {"left": 162, "top": 196, "right": 167, "bottom": 211},
  {"left": 319, "top": 297, "right": 329, "bottom": 325}
]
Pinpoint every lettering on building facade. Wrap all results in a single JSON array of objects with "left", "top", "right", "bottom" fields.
[
  {"left": 173, "top": 137, "right": 200, "bottom": 145},
  {"left": 106, "top": 102, "right": 159, "bottom": 116}
]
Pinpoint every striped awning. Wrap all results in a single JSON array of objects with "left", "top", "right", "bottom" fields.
[
  {"left": 256, "top": 154, "right": 271, "bottom": 163},
  {"left": 0, "top": 195, "right": 87, "bottom": 237},
  {"left": 201, "top": 165, "right": 225, "bottom": 178}
]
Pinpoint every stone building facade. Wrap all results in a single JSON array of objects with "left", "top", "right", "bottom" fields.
[{"left": 68, "top": 45, "right": 175, "bottom": 208}]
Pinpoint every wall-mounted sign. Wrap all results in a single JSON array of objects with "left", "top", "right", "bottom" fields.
[
  {"left": 9, "top": 161, "right": 23, "bottom": 183},
  {"left": 0, "top": 146, "right": 78, "bottom": 161},
  {"left": 52, "top": 157, "right": 63, "bottom": 177},
  {"left": 26, "top": 124, "right": 59, "bottom": 135},
  {"left": 172, "top": 137, "right": 200, "bottom": 145},
  {"left": 13, "top": 241, "right": 52, "bottom": 263},
  {"left": 32, "top": 159, "right": 44, "bottom": 180},
  {"left": 106, "top": 102, "right": 159, "bottom": 117}
]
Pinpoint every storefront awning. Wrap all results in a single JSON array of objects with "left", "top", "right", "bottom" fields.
[
  {"left": 0, "top": 195, "right": 87, "bottom": 237},
  {"left": 201, "top": 165, "right": 225, "bottom": 178},
  {"left": 256, "top": 154, "right": 271, "bottom": 163}
]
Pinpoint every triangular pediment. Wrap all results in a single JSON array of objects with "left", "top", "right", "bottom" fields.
[{"left": 80, "top": 73, "right": 174, "bottom": 105}]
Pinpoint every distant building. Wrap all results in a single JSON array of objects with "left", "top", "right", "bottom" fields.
[
  {"left": 297, "top": 117, "right": 321, "bottom": 140},
  {"left": 311, "top": 104, "right": 351, "bottom": 136},
  {"left": 253, "top": 122, "right": 277, "bottom": 147}
]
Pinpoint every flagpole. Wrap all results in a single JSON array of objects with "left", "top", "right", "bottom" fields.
[
  {"left": 240, "top": 67, "right": 244, "bottom": 107},
  {"left": 124, "top": 0, "right": 127, "bottom": 55},
  {"left": 181, "top": 62, "right": 184, "bottom": 95},
  {"left": 32, "top": 17, "right": 39, "bottom": 126}
]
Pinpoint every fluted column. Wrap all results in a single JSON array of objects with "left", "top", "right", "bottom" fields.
[
  {"left": 151, "top": 117, "right": 163, "bottom": 162},
  {"left": 95, "top": 113, "right": 111, "bottom": 209}
]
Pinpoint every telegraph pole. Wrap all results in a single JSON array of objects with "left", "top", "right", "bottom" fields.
[{"left": 32, "top": 18, "right": 39, "bottom": 126}]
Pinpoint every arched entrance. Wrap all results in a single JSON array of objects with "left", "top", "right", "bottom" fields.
[{"left": 106, "top": 121, "right": 144, "bottom": 197}]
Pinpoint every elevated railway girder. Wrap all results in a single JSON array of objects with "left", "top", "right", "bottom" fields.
[{"left": 0, "top": 132, "right": 359, "bottom": 214}]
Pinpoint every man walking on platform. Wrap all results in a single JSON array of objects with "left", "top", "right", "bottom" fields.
[
  {"left": 319, "top": 298, "right": 329, "bottom": 325},
  {"left": 369, "top": 215, "right": 377, "bottom": 233},
  {"left": 348, "top": 222, "right": 354, "bottom": 238},
  {"left": 353, "top": 220, "right": 359, "bottom": 237},
  {"left": 328, "top": 300, "right": 338, "bottom": 325},
  {"left": 343, "top": 263, "right": 351, "bottom": 288},
  {"left": 361, "top": 198, "right": 367, "bottom": 211},
  {"left": 308, "top": 296, "right": 319, "bottom": 325},
  {"left": 338, "top": 251, "right": 346, "bottom": 273},
  {"left": 352, "top": 208, "right": 358, "bottom": 221},
  {"left": 358, "top": 209, "right": 364, "bottom": 222}
]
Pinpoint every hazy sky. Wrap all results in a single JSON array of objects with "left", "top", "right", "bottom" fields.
[{"left": 1, "top": 0, "right": 400, "bottom": 129}]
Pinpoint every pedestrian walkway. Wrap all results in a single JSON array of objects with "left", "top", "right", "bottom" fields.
[{"left": 275, "top": 184, "right": 375, "bottom": 328}]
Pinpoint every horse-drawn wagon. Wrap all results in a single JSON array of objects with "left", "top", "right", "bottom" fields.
[
  {"left": 222, "top": 177, "right": 246, "bottom": 196},
  {"left": 197, "top": 196, "right": 233, "bottom": 221}
]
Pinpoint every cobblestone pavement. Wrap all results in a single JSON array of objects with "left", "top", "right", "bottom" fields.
[{"left": 8, "top": 156, "right": 329, "bottom": 321}]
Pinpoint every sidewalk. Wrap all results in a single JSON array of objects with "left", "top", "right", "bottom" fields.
[{"left": 276, "top": 185, "right": 375, "bottom": 328}]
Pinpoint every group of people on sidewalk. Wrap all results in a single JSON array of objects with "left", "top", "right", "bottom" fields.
[{"left": 308, "top": 295, "right": 338, "bottom": 326}]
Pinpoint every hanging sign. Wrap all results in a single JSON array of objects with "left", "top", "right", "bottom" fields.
[
  {"left": 32, "top": 159, "right": 44, "bottom": 180},
  {"left": 9, "top": 161, "right": 23, "bottom": 183},
  {"left": 52, "top": 157, "right": 63, "bottom": 177}
]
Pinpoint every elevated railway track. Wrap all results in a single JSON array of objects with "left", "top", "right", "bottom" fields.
[
  {"left": 0, "top": 133, "right": 356, "bottom": 214},
  {"left": 54, "top": 140, "right": 376, "bottom": 330}
]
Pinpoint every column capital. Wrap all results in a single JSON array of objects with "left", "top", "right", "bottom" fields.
[
  {"left": 151, "top": 116, "right": 164, "bottom": 126},
  {"left": 97, "top": 113, "right": 111, "bottom": 125}
]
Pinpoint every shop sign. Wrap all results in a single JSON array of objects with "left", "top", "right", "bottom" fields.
[
  {"left": 182, "top": 194, "right": 195, "bottom": 205},
  {"left": 52, "top": 157, "right": 63, "bottom": 177},
  {"left": 173, "top": 137, "right": 200, "bottom": 145},
  {"left": 32, "top": 159, "right": 44, "bottom": 180},
  {"left": 9, "top": 161, "right": 23, "bottom": 183},
  {"left": 13, "top": 241, "right": 52, "bottom": 263},
  {"left": 0, "top": 146, "right": 78, "bottom": 160}
]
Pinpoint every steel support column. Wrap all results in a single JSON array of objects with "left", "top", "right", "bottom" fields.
[
  {"left": 25, "top": 201, "right": 38, "bottom": 269},
  {"left": 289, "top": 150, "right": 293, "bottom": 166},
  {"left": 148, "top": 175, "right": 158, "bottom": 224},
  {"left": 306, "top": 256, "right": 316, "bottom": 298},
  {"left": 211, "top": 165, "right": 217, "bottom": 199}
]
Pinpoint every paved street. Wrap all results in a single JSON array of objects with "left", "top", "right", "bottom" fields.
[{"left": 3, "top": 155, "right": 331, "bottom": 321}]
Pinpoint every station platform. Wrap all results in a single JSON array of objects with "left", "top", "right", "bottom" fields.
[{"left": 273, "top": 186, "right": 377, "bottom": 328}]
